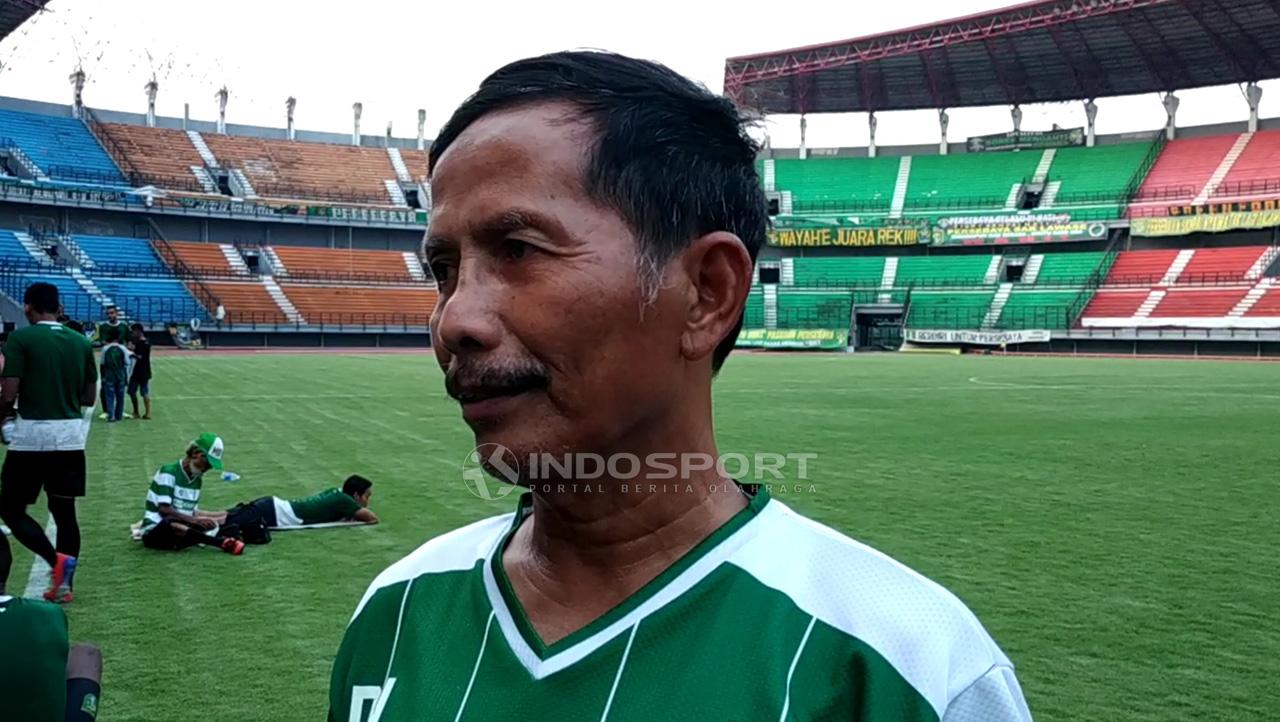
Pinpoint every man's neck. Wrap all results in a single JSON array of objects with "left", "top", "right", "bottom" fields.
[
  {"left": 502, "top": 399, "right": 750, "bottom": 645},
  {"left": 30, "top": 313, "right": 58, "bottom": 325}
]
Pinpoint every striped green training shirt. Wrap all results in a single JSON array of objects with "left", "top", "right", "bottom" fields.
[
  {"left": 329, "top": 487, "right": 1031, "bottom": 721},
  {"left": 141, "top": 459, "right": 204, "bottom": 532}
]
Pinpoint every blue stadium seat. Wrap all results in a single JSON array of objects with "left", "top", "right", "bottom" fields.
[
  {"left": 0, "top": 230, "right": 34, "bottom": 262},
  {"left": 0, "top": 271, "right": 102, "bottom": 320},
  {"left": 91, "top": 277, "right": 205, "bottom": 323},
  {"left": 72, "top": 234, "right": 168, "bottom": 272},
  {"left": 0, "top": 109, "right": 128, "bottom": 186}
]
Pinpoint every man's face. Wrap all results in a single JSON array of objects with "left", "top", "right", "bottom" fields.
[
  {"left": 191, "top": 452, "right": 212, "bottom": 475},
  {"left": 107, "top": 308, "right": 118, "bottom": 323},
  {"left": 356, "top": 489, "right": 372, "bottom": 508},
  {"left": 426, "top": 103, "right": 689, "bottom": 471}
]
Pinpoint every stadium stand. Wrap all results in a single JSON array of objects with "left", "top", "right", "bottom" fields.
[
  {"left": 202, "top": 281, "right": 287, "bottom": 324},
  {"left": 267, "top": 245, "right": 418, "bottom": 283},
  {"left": 0, "top": 108, "right": 126, "bottom": 186},
  {"left": 996, "top": 289, "right": 1080, "bottom": 329},
  {"left": 790, "top": 257, "right": 886, "bottom": 287},
  {"left": 895, "top": 255, "right": 992, "bottom": 286},
  {"left": 200, "top": 133, "right": 400, "bottom": 205},
  {"left": 1033, "top": 251, "right": 1110, "bottom": 285},
  {"left": 775, "top": 289, "right": 854, "bottom": 329},
  {"left": 72, "top": 234, "right": 169, "bottom": 273},
  {"left": 1213, "top": 128, "right": 1280, "bottom": 200},
  {"left": 92, "top": 276, "right": 206, "bottom": 322},
  {"left": 772, "top": 157, "right": 899, "bottom": 213},
  {"left": 1079, "top": 246, "right": 1279, "bottom": 328},
  {"left": 1047, "top": 142, "right": 1150, "bottom": 217},
  {"left": 96, "top": 122, "right": 208, "bottom": 190},
  {"left": 904, "top": 152, "right": 1040, "bottom": 211},
  {"left": 1132, "top": 134, "right": 1240, "bottom": 209},
  {"left": 277, "top": 284, "right": 437, "bottom": 325},
  {"left": 398, "top": 148, "right": 430, "bottom": 184},
  {"left": 167, "top": 241, "right": 237, "bottom": 275},
  {"left": 906, "top": 290, "right": 996, "bottom": 329}
]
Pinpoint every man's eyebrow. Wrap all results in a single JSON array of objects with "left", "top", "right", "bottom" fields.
[{"left": 427, "top": 209, "right": 563, "bottom": 250}]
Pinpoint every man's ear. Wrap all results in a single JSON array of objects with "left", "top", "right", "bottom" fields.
[{"left": 678, "top": 232, "right": 753, "bottom": 364}]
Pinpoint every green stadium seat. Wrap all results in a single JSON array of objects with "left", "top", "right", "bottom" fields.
[
  {"left": 775, "top": 290, "right": 853, "bottom": 329},
  {"left": 904, "top": 153, "right": 1040, "bottom": 210},
  {"left": 996, "top": 290, "right": 1081, "bottom": 329},
  {"left": 896, "top": 255, "right": 993, "bottom": 287},
  {"left": 1049, "top": 142, "right": 1150, "bottom": 206},
  {"left": 772, "top": 158, "right": 900, "bottom": 213},
  {"left": 906, "top": 291, "right": 995, "bottom": 329},
  {"left": 745, "top": 289, "right": 764, "bottom": 328},
  {"left": 1033, "top": 252, "right": 1108, "bottom": 286},
  {"left": 790, "top": 257, "right": 886, "bottom": 287}
]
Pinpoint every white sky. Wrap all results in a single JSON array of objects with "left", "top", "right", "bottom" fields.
[{"left": 0, "top": 0, "right": 1275, "bottom": 148}]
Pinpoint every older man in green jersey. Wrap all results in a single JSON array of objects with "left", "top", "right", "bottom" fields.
[{"left": 327, "top": 52, "right": 1032, "bottom": 722}]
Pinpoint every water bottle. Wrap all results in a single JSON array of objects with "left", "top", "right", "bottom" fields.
[{"left": 221, "top": 471, "right": 241, "bottom": 482}]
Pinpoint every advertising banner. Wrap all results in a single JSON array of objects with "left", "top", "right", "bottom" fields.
[
  {"left": 904, "top": 329, "right": 1051, "bottom": 346},
  {"left": 767, "top": 218, "right": 930, "bottom": 248},
  {"left": 934, "top": 214, "right": 1109, "bottom": 245},
  {"left": 1133, "top": 201, "right": 1280, "bottom": 236},
  {"left": 736, "top": 328, "right": 848, "bottom": 350},
  {"left": 966, "top": 128, "right": 1085, "bottom": 153}
]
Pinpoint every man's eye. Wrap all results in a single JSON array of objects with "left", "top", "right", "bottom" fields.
[
  {"left": 428, "top": 261, "right": 455, "bottom": 284},
  {"left": 500, "top": 239, "right": 531, "bottom": 261}
]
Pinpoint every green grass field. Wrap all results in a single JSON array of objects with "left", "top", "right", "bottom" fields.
[{"left": 4, "top": 350, "right": 1277, "bottom": 721}]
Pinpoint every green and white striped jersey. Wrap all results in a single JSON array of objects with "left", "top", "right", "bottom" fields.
[
  {"left": 329, "top": 488, "right": 1031, "bottom": 722},
  {"left": 141, "top": 459, "right": 204, "bottom": 532}
]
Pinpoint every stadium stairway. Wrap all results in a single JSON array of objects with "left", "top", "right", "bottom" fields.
[{"left": 262, "top": 277, "right": 305, "bottom": 324}]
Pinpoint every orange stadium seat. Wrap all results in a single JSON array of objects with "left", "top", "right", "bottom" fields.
[
  {"left": 203, "top": 281, "right": 287, "bottom": 324},
  {"left": 1149, "top": 288, "right": 1249, "bottom": 317},
  {"left": 271, "top": 245, "right": 415, "bottom": 282},
  {"left": 1245, "top": 287, "right": 1280, "bottom": 316},
  {"left": 167, "top": 241, "right": 233, "bottom": 275},
  {"left": 202, "top": 134, "right": 400, "bottom": 205},
  {"left": 97, "top": 123, "right": 207, "bottom": 190},
  {"left": 1215, "top": 128, "right": 1280, "bottom": 199},
  {"left": 398, "top": 148, "right": 430, "bottom": 183},
  {"left": 279, "top": 284, "right": 437, "bottom": 325},
  {"left": 1175, "top": 246, "right": 1266, "bottom": 284}
]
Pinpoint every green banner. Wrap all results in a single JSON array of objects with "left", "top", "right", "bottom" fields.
[
  {"left": 736, "top": 328, "right": 848, "bottom": 349},
  {"left": 767, "top": 218, "right": 930, "bottom": 248},
  {"left": 933, "top": 214, "right": 1109, "bottom": 245},
  {"left": 306, "top": 205, "right": 428, "bottom": 225},
  {"left": 966, "top": 128, "right": 1085, "bottom": 153}
]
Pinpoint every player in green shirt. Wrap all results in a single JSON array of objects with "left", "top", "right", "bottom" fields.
[
  {"left": 0, "top": 282, "right": 98, "bottom": 604},
  {"left": 329, "top": 53, "right": 1031, "bottom": 722},
  {"left": 0, "top": 529, "right": 103, "bottom": 721},
  {"left": 231, "top": 475, "right": 379, "bottom": 529},
  {"left": 138, "top": 433, "right": 244, "bottom": 555}
]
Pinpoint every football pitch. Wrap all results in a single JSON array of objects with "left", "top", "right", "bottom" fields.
[{"left": 5, "top": 350, "right": 1277, "bottom": 721}]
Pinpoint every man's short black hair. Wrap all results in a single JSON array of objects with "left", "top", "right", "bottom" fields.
[
  {"left": 23, "top": 282, "right": 59, "bottom": 315},
  {"left": 342, "top": 474, "right": 373, "bottom": 497},
  {"left": 130, "top": 323, "right": 144, "bottom": 333},
  {"left": 429, "top": 50, "right": 768, "bottom": 372}
]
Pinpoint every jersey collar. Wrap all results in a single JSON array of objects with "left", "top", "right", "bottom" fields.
[{"left": 483, "top": 482, "right": 771, "bottom": 679}]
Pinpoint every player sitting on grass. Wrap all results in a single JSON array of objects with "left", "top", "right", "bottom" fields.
[
  {"left": 0, "top": 540, "right": 103, "bottom": 721},
  {"left": 232, "top": 475, "right": 379, "bottom": 529},
  {"left": 137, "top": 433, "right": 244, "bottom": 555}
]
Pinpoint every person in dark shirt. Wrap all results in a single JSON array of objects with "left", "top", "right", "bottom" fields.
[{"left": 127, "top": 324, "right": 152, "bottom": 421}]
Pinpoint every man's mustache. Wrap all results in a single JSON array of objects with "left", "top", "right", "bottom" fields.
[{"left": 444, "top": 360, "right": 550, "bottom": 402}]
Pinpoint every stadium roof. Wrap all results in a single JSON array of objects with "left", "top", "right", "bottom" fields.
[
  {"left": 0, "top": 0, "right": 47, "bottom": 43},
  {"left": 723, "top": 0, "right": 1280, "bottom": 115}
]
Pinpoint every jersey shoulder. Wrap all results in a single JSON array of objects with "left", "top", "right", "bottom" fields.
[
  {"left": 730, "top": 500, "right": 1015, "bottom": 717},
  {"left": 349, "top": 512, "right": 513, "bottom": 621}
]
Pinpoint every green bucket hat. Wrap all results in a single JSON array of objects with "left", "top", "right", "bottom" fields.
[{"left": 193, "top": 432, "right": 224, "bottom": 470}]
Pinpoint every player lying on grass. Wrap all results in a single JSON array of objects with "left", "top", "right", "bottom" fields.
[
  {"left": 137, "top": 433, "right": 244, "bottom": 555},
  {"left": 230, "top": 474, "right": 379, "bottom": 529},
  {"left": 0, "top": 543, "right": 103, "bottom": 721},
  {"left": 329, "top": 51, "right": 1031, "bottom": 721}
]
